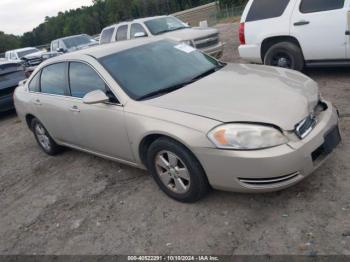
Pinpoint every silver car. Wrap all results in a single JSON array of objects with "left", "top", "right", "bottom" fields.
[{"left": 14, "top": 38, "right": 341, "bottom": 202}]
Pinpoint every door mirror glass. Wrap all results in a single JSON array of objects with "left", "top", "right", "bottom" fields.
[
  {"left": 83, "top": 90, "right": 109, "bottom": 104},
  {"left": 134, "top": 32, "right": 147, "bottom": 38},
  {"left": 57, "top": 48, "right": 66, "bottom": 53}
]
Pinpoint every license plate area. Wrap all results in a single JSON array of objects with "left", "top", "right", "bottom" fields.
[{"left": 312, "top": 126, "right": 341, "bottom": 162}]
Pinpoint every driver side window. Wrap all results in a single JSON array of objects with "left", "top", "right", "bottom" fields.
[{"left": 68, "top": 62, "right": 118, "bottom": 103}]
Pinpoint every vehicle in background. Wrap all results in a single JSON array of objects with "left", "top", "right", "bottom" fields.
[
  {"left": 5, "top": 47, "right": 61, "bottom": 69},
  {"left": 100, "top": 15, "right": 224, "bottom": 58},
  {"left": 14, "top": 38, "right": 340, "bottom": 202},
  {"left": 50, "top": 34, "right": 98, "bottom": 53},
  {"left": 0, "top": 61, "right": 26, "bottom": 112},
  {"left": 239, "top": 0, "right": 350, "bottom": 71}
]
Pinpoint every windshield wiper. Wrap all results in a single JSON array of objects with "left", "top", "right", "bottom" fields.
[
  {"left": 138, "top": 84, "right": 188, "bottom": 101},
  {"left": 138, "top": 65, "right": 224, "bottom": 101}
]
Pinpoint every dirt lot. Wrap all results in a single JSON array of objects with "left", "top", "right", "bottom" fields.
[{"left": 0, "top": 23, "right": 349, "bottom": 255}]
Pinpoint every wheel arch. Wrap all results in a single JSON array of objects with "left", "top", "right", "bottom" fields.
[
  {"left": 261, "top": 36, "right": 303, "bottom": 61},
  {"left": 25, "top": 114, "right": 36, "bottom": 130},
  {"left": 138, "top": 132, "right": 198, "bottom": 168}
]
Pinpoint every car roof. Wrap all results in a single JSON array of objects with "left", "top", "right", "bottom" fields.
[
  {"left": 103, "top": 15, "right": 169, "bottom": 30},
  {"left": 52, "top": 34, "right": 90, "bottom": 42},
  {"left": 6, "top": 47, "right": 38, "bottom": 53},
  {"left": 48, "top": 37, "right": 165, "bottom": 62}
]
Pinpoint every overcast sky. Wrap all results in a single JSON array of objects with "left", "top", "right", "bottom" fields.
[{"left": 0, "top": 0, "right": 93, "bottom": 35}]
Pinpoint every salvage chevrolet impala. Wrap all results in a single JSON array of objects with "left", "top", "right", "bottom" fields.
[{"left": 14, "top": 38, "right": 341, "bottom": 202}]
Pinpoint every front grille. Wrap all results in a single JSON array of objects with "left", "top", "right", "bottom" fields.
[
  {"left": 295, "top": 101, "right": 328, "bottom": 139},
  {"left": 25, "top": 58, "right": 42, "bottom": 66},
  {"left": 295, "top": 114, "right": 317, "bottom": 139},
  {"left": 194, "top": 34, "right": 219, "bottom": 49},
  {"left": 238, "top": 172, "right": 301, "bottom": 187}
]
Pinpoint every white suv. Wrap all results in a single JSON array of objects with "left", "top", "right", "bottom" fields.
[
  {"left": 99, "top": 15, "right": 224, "bottom": 58},
  {"left": 239, "top": 0, "right": 350, "bottom": 70}
]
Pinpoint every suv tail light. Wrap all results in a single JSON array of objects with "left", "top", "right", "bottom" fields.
[{"left": 239, "top": 23, "right": 245, "bottom": 45}]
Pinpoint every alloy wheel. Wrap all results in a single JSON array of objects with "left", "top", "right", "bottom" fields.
[
  {"left": 155, "top": 150, "right": 191, "bottom": 194},
  {"left": 34, "top": 123, "right": 51, "bottom": 152}
]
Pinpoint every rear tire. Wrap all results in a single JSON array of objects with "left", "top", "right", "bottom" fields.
[
  {"left": 31, "top": 118, "right": 63, "bottom": 156},
  {"left": 146, "top": 137, "right": 210, "bottom": 203},
  {"left": 264, "top": 42, "right": 304, "bottom": 71}
]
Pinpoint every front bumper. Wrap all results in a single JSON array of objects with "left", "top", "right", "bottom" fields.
[
  {"left": 194, "top": 102, "right": 340, "bottom": 193},
  {"left": 0, "top": 94, "right": 14, "bottom": 112},
  {"left": 200, "top": 42, "right": 225, "bottom": 58}
]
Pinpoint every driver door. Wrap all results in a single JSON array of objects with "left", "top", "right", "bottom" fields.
[{"left": 65, "top": 61, "right": 134, "bottom": 162}]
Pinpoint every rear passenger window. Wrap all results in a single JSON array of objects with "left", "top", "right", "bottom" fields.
[
  {"left": 300, "top": 0, "right": 344, "bottom": 13},
  {"left": 116, "top": 25, "right": 128, "bottom": 41},
  {"left": 40, "top": 63, "right": 66, "bottom": 96},
  {"left": 100, "top": 28, "right": 114, "bottom": 44},
  {"left": 246, "top": 0, "right": 290, "bottom": 22},
  {"left": 28, "top": 72, "right": 41, "bottom": 92},
  {"left": 69, "top": 62, "right": 106, "bottom": 98}
]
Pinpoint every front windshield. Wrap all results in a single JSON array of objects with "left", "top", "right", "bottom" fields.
[
  {"left": 18, "top": 48, "right": 40, "bottom": 58},
  {"left": 144, "top": 17, "right": 189, "bottom": 35},
  {"left": 99, "top": 40, "right": 223, "bottom": 100},
  {"left": 63, "top": 35, "right": 95, "bottom": 49}
]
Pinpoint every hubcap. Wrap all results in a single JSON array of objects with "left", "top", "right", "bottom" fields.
[
  {"left": 272, "top": 53, "right": 292, "bottom": 68},
  {"left": 155, "top": 151, "right": 190, "bottom": 194},
  {"left": 35, "top": 123, "right": 51, "bottom": 151}
]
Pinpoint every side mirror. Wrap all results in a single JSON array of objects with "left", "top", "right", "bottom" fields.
[
  {"left": 56, "top": 48, "right": 66, "bottom": 53},
  {"left": 83, "top": 90, "right": 109, "bottom": 105},
  {"left": 134, "top": 32, "right": 147, "bottom": 38}
]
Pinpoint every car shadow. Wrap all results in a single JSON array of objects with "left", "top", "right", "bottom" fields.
[{"left": 0, "top": 109, "right": 17, "bottom": 121}]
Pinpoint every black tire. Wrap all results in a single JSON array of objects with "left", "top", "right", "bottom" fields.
[
  {"left": 264, "top": 42, "right": 304, "bottom": 71},
  {"left": 30, "top": 118, "right": 63, "bottom": 156},
  {"left": 147, "top": 137, "right": 210, "bottom": 203}
]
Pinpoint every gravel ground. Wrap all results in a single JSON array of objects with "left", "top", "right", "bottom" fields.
[{"left": 0, "top": 23, "right": 349, "bottom": 255}]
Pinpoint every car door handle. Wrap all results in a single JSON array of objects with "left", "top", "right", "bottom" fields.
[
  {"left": 346, "top": 30, "right": 350, "bottom": 35},
  {"left": 70, "top": 105, "right": 80, "bottom": 112},
  {"left": 294, "top": 20, "right": 310, "bottom": 26},
  {"left": 33, "top": 99, "right": 42, "bottom": 106}
]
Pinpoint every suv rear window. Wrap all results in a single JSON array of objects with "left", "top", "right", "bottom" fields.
[
  {"left": 246, "top": 0, "right": 290, "bottom": 22},
  {"left": 300, "top": 0, "right": 344, "bottom": 13}
]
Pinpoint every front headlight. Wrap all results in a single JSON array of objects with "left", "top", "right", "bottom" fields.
[{"left": 208, "top": 124, "right": 288, "bottom": 150}]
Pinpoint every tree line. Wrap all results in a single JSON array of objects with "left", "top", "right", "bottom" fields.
[{"left": 0, "top": 0, "right": 247, "bottom": 54}]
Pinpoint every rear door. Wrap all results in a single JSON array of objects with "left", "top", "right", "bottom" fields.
[
  {"left": 291, "top": 0, "right": 347, "bottom": 60},
  {"left": 34, "top": 62, "right": 73, "bottom": 143}
]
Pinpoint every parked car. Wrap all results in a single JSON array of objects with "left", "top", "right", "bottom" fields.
[
  {"left": 50, "top": 34, "right": 98, "bottom": 53},
  {"left": 0, "top": 61, "right": 26, "bottom": 112},
  {"left": 14, "top": 38, "right": 341, "bottom": 202},
  {"left": 5, "top": 47, "right": 61, "bottom": 69},
  {"left": 239, "top": 0, "right": 350, "bottom": 71},
  {"left": 100, "top": 15, "right": 224, "bottom": 58}
]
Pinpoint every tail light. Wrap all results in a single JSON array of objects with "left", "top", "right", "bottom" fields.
[{"left": 239, "top": 23, "right": 245, "bottom": 45}]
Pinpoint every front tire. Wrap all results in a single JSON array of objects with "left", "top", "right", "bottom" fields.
[
  {"left": 264, "top": 42, "right": 304, "bottom": 71},
  {"left": 31, "top": 118, "right": 62, "bottom": 156},
  {"left": 147, "top": 137, "right": 210, "bottom": 203}
]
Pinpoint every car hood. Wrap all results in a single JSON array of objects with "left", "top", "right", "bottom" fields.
[
  {"left": 162, "top": 27, "right": 219, "bottom": 41},
  {"left": 23, "top": 51, "right": 45, "bottom": 59},
  {"left": 145, "top": 64, "right": 319, "bottom": 131}
]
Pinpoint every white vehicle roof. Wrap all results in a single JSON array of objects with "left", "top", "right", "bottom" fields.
[
  {"left": 103, "top": 15, "right": 169, "bottom": 30},
  {"left": 46, "top": 37, "right": 163, "bottom": 62},
  {"left": 6, "top": 47, "right": 38, "bottom": 53}
]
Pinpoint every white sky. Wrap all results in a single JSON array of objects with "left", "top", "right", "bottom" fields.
[{"left": 0, "top": 0, "right": 93, "bottom": 35}]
